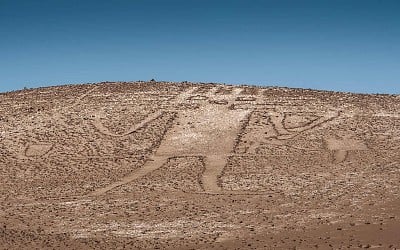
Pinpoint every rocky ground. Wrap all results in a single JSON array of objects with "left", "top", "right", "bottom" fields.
[{"left": 0, "top": 81, "right": 399, "bottom": 249}]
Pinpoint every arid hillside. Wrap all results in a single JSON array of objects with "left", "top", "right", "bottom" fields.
[{"left": 0, "top": 81, "right": 399, "bottom": 249}]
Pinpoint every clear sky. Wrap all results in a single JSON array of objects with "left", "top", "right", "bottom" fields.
[{"left": 1, "top": 0, "right": 399, "bottom": 94}]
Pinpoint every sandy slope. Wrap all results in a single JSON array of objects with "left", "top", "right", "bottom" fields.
[{"left": 0, "top": 81, "right": 399, "bottom": 249}]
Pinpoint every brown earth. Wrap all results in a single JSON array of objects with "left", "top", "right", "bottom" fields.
[{"left": 0, "top": 81, "right": 399, "bottom": 249}]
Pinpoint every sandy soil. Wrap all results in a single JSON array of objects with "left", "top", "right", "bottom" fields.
[{"left": 0, "top": 81, "right": 399, "bottom": 249}]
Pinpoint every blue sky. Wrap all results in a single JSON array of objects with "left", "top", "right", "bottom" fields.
[{"left": 0, "top": 0, "right": 399, "bottom": 94}]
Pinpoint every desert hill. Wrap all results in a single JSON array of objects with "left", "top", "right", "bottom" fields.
[{"left": 0, "top": 81, "right": 399, "bottom": 249}]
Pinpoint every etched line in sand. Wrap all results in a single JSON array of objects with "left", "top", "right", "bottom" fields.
[
  {"left": 215, "top": 232, "right": 234, "bottom": 243},
  {"left": 265, "top": 111, "right": 340, "bottom": 141},
  {"left": 175, "top": 86, "right": 199, "bottom": 103},
  {"left": 270, "top": 112, "right": 291, "bottom": 136},
  {"left": 201, "top": 155, "right": 226, "bottom": 193},
  {"left": 333, "top": 150, "right": 348, "bottom": 164},
  {"left": 276, "top": 111, "right": 340, "bottom": 140},
  {"left": 70, "top": 85, "right": 100, "bottom": 108},
  {"left": 93, "top": 111, "right": 164, "bottom": 137},
  {"left": 325, "top": 137, "right": 367, "bottom": 164},
  {"left": 187, "top": 190, "right": 271, "bottom": 195},
  {"left": 89, "top": 113, "right": 177, "bottom": 196},
  {"left": 209, "top": 86, "right": 220, "bottom": 95},
  {"left": 90, "top": 88, "right": 250, "bottom": 195},
  {"left": 24, "top": 143, "right": 53, "bottom": 157},
  {"left": 16, "top": 143, "right": 54, "bottom": 159},
  {"left": 89, "top": 155, "right": 168, "bottom": 196},
  {"left": 282, "top": 112, "right": 320, "bottom": 131},
  {"left": 235, "top": 110, "right": 340, "bottom": 154},
  {"left": 154, "top": 105, "right": 251, "bottom": 194}
]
